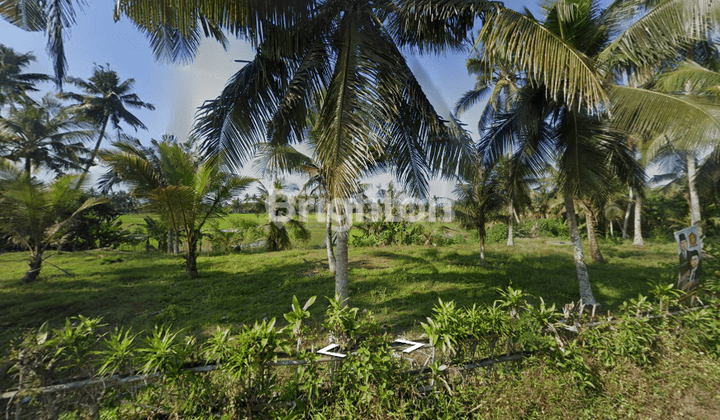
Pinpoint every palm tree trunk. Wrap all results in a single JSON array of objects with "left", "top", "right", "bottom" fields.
[
  {"left": 506, "top": 205, "right": 515, "bottom": 246},
  {"left": 21, "top": 248, "right": 43, "bottom": 284},
  {"left": 582, "top": 202, "right": 606, "bottom": 263},
  {"left": 480, "top": 234, "right": 487, "bottom": 268},
  {"left": 622, "top": 188, "right": 633, "bottom": 239},
  {"left": 77, "top": 116, "right": 110, "bottom": 187},
  {"left": 564, "top": 192, "right": 598, "bottom": 307},
  {"left": 335, "top": 228, "right": 349, "bottom": 306},
  {"left": 687, "top": 153, "right": 703, "bottom": 236},
  {"left": 609, "top": 218, "right": 614, "bottom": 238},
  {"left": 185, "top": 233, "right": 198, "bottom": 278},
  {"left": 84, "top": 116, "right": 109, "bottom": 173},
  {"left": 633, "top": 193, "right": 644, "bottom": 246},
  {"left": 326, "top": 201, "right": 336, "bottom": 273}
]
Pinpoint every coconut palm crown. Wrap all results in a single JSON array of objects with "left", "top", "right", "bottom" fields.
[
  {"left": 62, "top": 64, "right": 155, "bottom": 181},
  {"left": 116, "top": 0, "right": 488, "bottom": 303}
]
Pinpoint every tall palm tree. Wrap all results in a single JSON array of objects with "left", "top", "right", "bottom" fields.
[
  {"left": 0, "top": 167, "right": 106, "bottom": 283},
  {"left": 0, "top": 94, "right": 92, "bottom": 176},
  {"left": 0, "top": 44, "right": 50, "bottom": 112},
  {"left": 476, "top": 0, "right": 656, "bottom": 307},
  {"left": 117, "top": 0, "right": 483, "bottom": 304},
  {"left": 0, "top": 0, "right": 87, "bottom": 88},
  {"left": 455, "top": 54, "right": 530, "bottom": 246},
  {"left": 100, "top": 135, "right": 255, "bottom": 278},
  {"left": 63, "top": 65, "right": 155, "bottom": 183},
  {"left": 647, "top": 49, "right": 720, "bottom": 236},
  {"left": 647, "top": 140, "right": 716, "bottom": 233},
  {"left": 477, "top": 0, "right": 720, "bottom": 305}
]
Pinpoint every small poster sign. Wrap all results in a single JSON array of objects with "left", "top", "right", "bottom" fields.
[{"left": 674, "top": 226, "right": 702, "bottom": 292}]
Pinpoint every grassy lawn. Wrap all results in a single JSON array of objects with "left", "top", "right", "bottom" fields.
[{"left": 0, "top": 237, "right": 678, "bottom": 353}]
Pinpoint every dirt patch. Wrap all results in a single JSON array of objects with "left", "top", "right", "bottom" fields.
[{"left": 677, "top": 385, "right": 720, "bottom": 419}]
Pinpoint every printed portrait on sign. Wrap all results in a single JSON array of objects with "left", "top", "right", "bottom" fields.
[{"left": 674, "top": 227, "right": 702, "bottom": 292}]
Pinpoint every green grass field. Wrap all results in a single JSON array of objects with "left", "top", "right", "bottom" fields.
[{"left": 0, "top": 237, "right": 678, "bottom": 353}]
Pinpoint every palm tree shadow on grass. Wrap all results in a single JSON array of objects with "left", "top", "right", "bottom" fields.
[{"left": 349, "top": 248, "right": 674, "bottom": 331}]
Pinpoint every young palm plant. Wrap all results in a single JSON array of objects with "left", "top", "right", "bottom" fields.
[
  {"left": 454, "top": 161, "right": 507, "bottom": 268},
  {"left": 0, "top": 165, "right": 106, "bottom": 283},
  {"left": 99, "top": 135, "right": 255, "bottom": 277}
]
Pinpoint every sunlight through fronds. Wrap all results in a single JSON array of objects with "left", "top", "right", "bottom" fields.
[
  {"left": 476, "top": 7, "right": 607, "bottom": 113},
  {"left": 599, "top": 0, "right": 720, "bottom": 70},
  {"left": 610, "top": 85, "right": 720, "bottom": 148}
]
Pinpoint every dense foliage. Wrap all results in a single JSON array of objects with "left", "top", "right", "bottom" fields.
[{"left": 4, "top": 281, "right": 720, "bottom": 419}]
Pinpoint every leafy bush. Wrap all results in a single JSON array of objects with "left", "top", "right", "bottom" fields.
[
  {"left": 486, "top": 222, "right": 508, "bottom": 243},
  {"left": 517, "top": 218, "right": 570, "bottom": 238},
  {"left": 5, "top": 285, "right": 720, "bottom": 419},
  {"left": 206, "top": 218, "right": 263, "bottom": 253},
  {"left": 351, "top": 218, "right": 450, "bottom": 247}
]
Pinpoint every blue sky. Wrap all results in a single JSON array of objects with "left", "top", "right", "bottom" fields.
[{"left": 1, "top": 0, "right": 540, "bottom": 197}]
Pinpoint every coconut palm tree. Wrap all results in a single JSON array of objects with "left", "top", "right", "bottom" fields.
[
  {"left": 0, "top": 94, "right": 92, "bottom": 176},
  {"left": 0, "top": 166, "right": 106, "bottom": 283},
  {"left": 254, "top": 142, "right": 339, "bottom": 271},
  {"left": 62, "top": 64, "right": 155, "bottom": 183},
  {"left": 476, "top": 0, "right": 662, "bottom": 306},
  {"left": 254, "top": 178, "right": 311, "bottom": 252},
  {"left": 116, "top": 0, "right": 483, "bottom": 304},
  {"left": 455, "top": 55, "right": 532, "bottom": 246},
  {"left": 454, "top": 160, "right": 507, "bottom": 268},
  {"left": 0, "top": 44, "right": 50, "bottom": 112},
  {"left": 99, "top": 134, "right": 255, "bottom": 278},
  {"left": 476, "top": 0, "right": 720, "bottom": 305},
  {"left": 646, "top": 47, "right": 720, "bottom": 236},
  {"left": 0, "top": 0, "right": 87, "bottom": 88}
]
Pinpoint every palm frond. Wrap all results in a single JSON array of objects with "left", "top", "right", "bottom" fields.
[
  {"left": 116, "top": 0, "right": 318, "bottom": 62},
  {"left": 387, "top": 0, "right": 493, "bottom": 53},
  {"left": 195, "top": 53, "right": 287, "bottom": 170},
  {"left": 557, "top": 110, "right": 644, "bottom": 200},
  {"left": 610, "top": 85, "right": 720, "bottom": 148},
  {"left": 252, "top": 143, "right": 314, "bottom": 178},
  {"left": 314, "top": 9, "right": 379, "bottom": 199},
  {"left": 0, "top": 0, "right": 47, "bottom": 31},
  {"left": 454, "top": 84, "right": 491, "bottom": 116},
  {"left": 265, "top": 37, "right": 331, "bottom": 147},
  {"left": 654, "top": 60, "right": 720, "bottom": 94},
  {"left": 476, "top": 6, "right": 607, "bottom": 112},
  {"left": 599, "top": 0, "right": 720, "bottom": 70}
]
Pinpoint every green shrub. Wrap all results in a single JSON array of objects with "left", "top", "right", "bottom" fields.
[
  {"left": 518, "top": 218, "right": 569, "bottom": 238},
  {"left": 486, "top": 222, "right": 509, "bottom": 243},
  {"left": 6, "top": 290, "right": 720, "bottom": 419}
]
